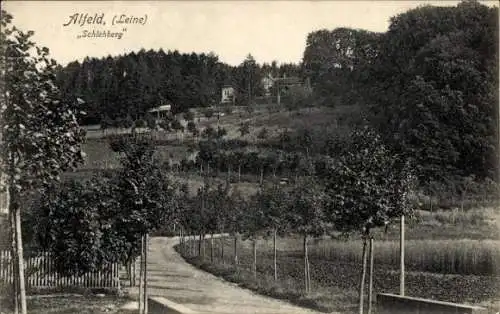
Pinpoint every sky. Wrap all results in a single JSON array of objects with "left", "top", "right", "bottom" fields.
[{"left": 3, "top": 1, "right": 498, "bottom": 66}]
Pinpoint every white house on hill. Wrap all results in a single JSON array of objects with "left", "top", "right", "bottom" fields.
[
  {"left": 148, "top": 103, "right": 172, "bottom": 120},
  {"left": 221, "top": 85, "right": 235, "bottom": 104}
]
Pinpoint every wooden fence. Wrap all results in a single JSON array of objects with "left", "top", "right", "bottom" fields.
[{"left": 0, "top": 251, "right": 120, "bottom": 288}]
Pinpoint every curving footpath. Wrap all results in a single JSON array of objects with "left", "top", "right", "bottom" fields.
[{"left": 135, "top": 236, "right": 326, "bottom": 314}]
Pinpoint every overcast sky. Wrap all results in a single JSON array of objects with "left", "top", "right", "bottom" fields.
[{"left": 3, "top": 1, "right": 498, "bottom": 66}]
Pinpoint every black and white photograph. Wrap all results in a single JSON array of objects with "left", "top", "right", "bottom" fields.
[{"left": 0, "top": 1, "right": 499, "bottom": 313}]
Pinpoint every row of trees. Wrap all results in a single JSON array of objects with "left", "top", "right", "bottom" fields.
[{"left": 303, "top": 1, "right": 499, "bottom": 184}]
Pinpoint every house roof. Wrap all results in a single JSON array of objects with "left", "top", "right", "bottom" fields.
[{"left": 148, "top": 104, "right": 172, "bottom": 113}]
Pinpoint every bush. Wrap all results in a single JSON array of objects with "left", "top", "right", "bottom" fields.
[{"left": 203, "top": 108, "right": 214, "bottom": 119}]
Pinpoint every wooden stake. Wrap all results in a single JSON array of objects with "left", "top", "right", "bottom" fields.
[
  {"left": 303, "top": 234, "right": 309, "bottom": 294},
  {"left": 359, "top": 236, "right": 368, "bottom": 314},
  {"left": 139, "top": 236, "right": 144, "bottom": 314},
  {"left": 252, "top": 239, "right": 257, "bottom": 279},
  {"left": 273, "top": 229, "right": 277, "bottom": 281},
  {"left": 143, "top": 233, "right": 148, "bottom": 314},
  {"left": 368, "top": 237, "right": 375, "bottom": 314}
]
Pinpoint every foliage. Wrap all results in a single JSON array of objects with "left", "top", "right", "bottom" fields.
[
  {"left": 320, "top": 127, "right": 415, "bottom": 235},
  {"left": 33, "top": 138, "right": 178, "bottom": 275},
  {"left": 134, "top": 119, "right": 146, "bottom": 129},
  {"left": 286, "top": 178, "right": 330, "bottom": 236},
  {"left": 34, "top": 178, "right": 118, "bottom": 276},
  {"left": 0, "top": 11, "right": 86, "bottom": 193},
  {"left": 364, "top": 1, "right": 498, "bottom": 183},
  {"left": 187, "top": 121, "right": 198, "bottom": 136},
  {"left": 183, "top": 110, "right": 194, "bottom": 121},
  {"left": 303, "top": 27, "right": 381, "bottom": 107},
  {"left": 257, "top": 127, "right": 268, "bottom": 140},
  {"left": 239, "top": 121, "right": 250, "bottom": 137},
  {"left": 203, "top": 108, "right": 214, "bottom": 119}
]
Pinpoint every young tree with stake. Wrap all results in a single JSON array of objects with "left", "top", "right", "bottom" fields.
[
  {"left": 286, "top": 177, "right": 329, "bottom": 294},
  {"left": 0, "top": 11, "right": 86, "bottom": 314},
  {"left": 321, "top": 127, "right": 415, "bottom": 314}
]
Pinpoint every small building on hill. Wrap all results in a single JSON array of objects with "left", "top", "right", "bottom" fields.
[
  {"left": 221, "top": 85, "right": 235, "bottom": 104},
  {"left": 148, "top": 103, "right": 172, "bottom": 120}
]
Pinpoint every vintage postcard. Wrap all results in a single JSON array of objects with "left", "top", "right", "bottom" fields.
[{"left": 1, "top": 1, "right": 499, "bottom": 313}]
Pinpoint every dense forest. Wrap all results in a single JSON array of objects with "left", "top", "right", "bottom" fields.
[
  {"left": 301, "top": 0, "right": 498, "bottom": 183},
  {"left": 56, "top": 50, "right": 301, "bottom": 125}
]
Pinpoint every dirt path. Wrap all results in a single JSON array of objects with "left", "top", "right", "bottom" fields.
[{"left": 141, "top": 236, "right": 325, "bottom": 314}]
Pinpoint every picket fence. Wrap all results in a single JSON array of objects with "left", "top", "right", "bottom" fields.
[{"left": 0, "top": 250, "right": 120, "bottom": 288}]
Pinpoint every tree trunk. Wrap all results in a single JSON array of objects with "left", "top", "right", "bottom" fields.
[
  {"left": 238, "top": 164, "right": 241, "bottom": 182},
  {"left": 368, "top": 237, "right": 375, "bottom": 314},
  {"left": 307, "top": 251, "right": 311, "bottom": 293},
  {"left": 12, "top": 198, "right": 27, "bottom": 314},
  {"left": 228, "top": 164, "right": 232, "bottom": 183},
  {"left": 252, "top": 239, "right": 257, "bottom": 279},
  {"left": 210, "top": 234, "right": 214, "bottom": 263},
  {"left": 273, "top": 229, "right": 277, "bottom": 281},
  {"left": 400, "top": 215, "right": 405, "bottom": 296},
  {"left": 10, "top": 208, "right": 19, "bottom": 314},
  {"left": 192, "top": 235, "right": 196, "bottom": 256},
  {"left": 303, "top": 234, "right": 309, "bottom": 294},
  {"left": 202, "top": 234, "right": 206, "bottom": 260},
  {"left": 359, "top": 236, "right": 368, "bottom": 314},
  {"left": 260, "top": 166, "right": 264, "bottom": 186},
  {"left": 198, "top": 234, "right": 202, "bottom": 257},
  {"left": 128, "top": 260, "right": 133, "bottom": 287},
  {"left": 139, "top": 236, "right": 144, "bottom": 314},
  {"left": 234, "top": 235, "right": 238, "bottom": 266},
  {"left": 143, "top": 234, "right": 149, "bottom": 314},
  {"left": 220, "top": 237, "right": 225, "bottom": 265}
]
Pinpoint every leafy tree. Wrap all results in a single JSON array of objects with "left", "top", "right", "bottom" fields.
[
  {"left": 114, "top": 138, "right": 178, "bottom": 265},
  {"left": 226, "top": 188, "right": 246, "bottom": 266},
  {"left": 145, "top": 113, "right": 156, "bottom": 130},
  {"left": 216, "top": 126, "right": 227, "bottom": 139},
  {"left": 202, "top": 126, "right": 216, "bottom": 139},
  {"left": 320, "top": 126, "right": 415, "bottom": 312},
  {"left": 286, "top": 177, "right": 330, "bottom": 293},
  {"left": 0, "top": 10, "right": 86, "bottom": 313},
  {"left": 243, "top": 192, "right": 266, "bottom": 278},
  {"left": 171, "top": 119, "right": 184, "bottom": 133},
  {"left": 239, "top": 121, "right": 250, "bottom": 137},
  {"left": 34, "top": 177, "right": 119, "bottom": 276},
  {"left": 303, "top": 27, "right": 381, "bottom": 107},
  {"left": 257, "top": 127, "right": 268, "bottom": 140},
  {"left": 183, "top": 110, "right": 195, "bottom": 121},
  {"left": 203, "top": 108, "right": 214, "bottom": 119},
  {"left": 258, "top": 184, "right": 289, "bottom": 281},
  {"left": 123, "top": 113, "right": 134, "bottom": 129},
  {"left": 134, "top": 119, "right": 146, "bottom": 128},
  {"left": 100, "top": 114, "right": 113, "bottom": 135}
]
